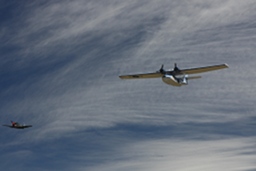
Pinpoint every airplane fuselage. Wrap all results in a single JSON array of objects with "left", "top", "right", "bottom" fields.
[{"left": 162, "top": 74, "right": 188, "bottom": 86}]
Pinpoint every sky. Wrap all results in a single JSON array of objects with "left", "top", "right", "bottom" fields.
[{"left": 1, "top": 0, "right": 256, "bottom": 170}]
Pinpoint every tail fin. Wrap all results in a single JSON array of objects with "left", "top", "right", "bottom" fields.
[{"left": 11, "top": 121, "right": 15, "bottom": 126}]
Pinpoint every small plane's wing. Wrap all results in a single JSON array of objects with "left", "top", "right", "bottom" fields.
[
  {"left": 179, "top": 64, "right": 228, "bottom": 75},
  {"left": 119, "top": 72, "right": 163, "bottom": 79},
  {"left": 23, "top": 125, "right": 32, "bottom": 128}
]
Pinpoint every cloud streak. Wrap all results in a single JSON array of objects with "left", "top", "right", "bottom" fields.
[{"left": 85, "top": 137, "right": 256, "bottom": 171}]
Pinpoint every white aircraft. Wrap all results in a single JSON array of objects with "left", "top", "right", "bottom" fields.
[{"left": 119, "top": 63, "right": 228, "bottom": 86}]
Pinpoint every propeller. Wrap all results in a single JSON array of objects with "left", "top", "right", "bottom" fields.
[
  {"left": 174, "top": 63, "right": 180, "bottom": 71},
  {"left": 159, "top": 64, "right": 165, "bottom": 73}
]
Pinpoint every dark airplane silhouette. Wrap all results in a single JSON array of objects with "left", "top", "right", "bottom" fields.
[{"left": 3, "top": 121, "right": 32, "bottom": 129}]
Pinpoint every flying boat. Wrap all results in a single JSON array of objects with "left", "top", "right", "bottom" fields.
[{"left": 119, "top": 63, "right": 228, "bottom": 86}]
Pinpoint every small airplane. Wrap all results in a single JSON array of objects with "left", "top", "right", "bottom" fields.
[
  {"left": 3, "top": 121, "right": 32, "bottom": 129},
  {"left": 119, "top": 63, "right": 228, "bottom": 86}
]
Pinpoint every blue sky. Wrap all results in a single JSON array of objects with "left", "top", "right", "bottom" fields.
[{"left": 1, "top": 0, "right": 256, "bottom": 170}]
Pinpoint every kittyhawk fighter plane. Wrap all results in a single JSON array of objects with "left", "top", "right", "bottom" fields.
[
  {"left": 3, "top": 121, "right": 32, "bottom": 129},
  {"left": 119, "top": 63, "right": 228, "bottom": 86}
]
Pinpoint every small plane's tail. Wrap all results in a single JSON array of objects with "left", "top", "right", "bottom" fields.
[{"left": 11, "top": 120, "right": 15, "bottom": 126}]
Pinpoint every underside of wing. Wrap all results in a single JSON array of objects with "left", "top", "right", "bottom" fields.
[
  {"left": 119, "top": 72, "right": 163, "bottom": 79},
  {"left": 12, "top": 125, "right": 32, "bottom": 129},
  {"left": 180, "top": 64, "right": 228, "bottom": 75}
]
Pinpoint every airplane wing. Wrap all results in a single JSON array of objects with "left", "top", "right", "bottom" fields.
[
  {"left": 22, "top": 125, "right": 32, "bottom": 128},
  {"left": 179, "top": 64, "right": 228, "bottom": 75},
  {"left": 13, "top": 125, "right": 32, "bottom": 129},
  {"left": 119, "top": 72, "right": 163, "bottom": 79}
]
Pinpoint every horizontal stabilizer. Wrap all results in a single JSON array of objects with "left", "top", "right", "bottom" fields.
[
  {"left": 119, "top": 72, "right": 163, "bottom": 79},
  {"left": 187, "top": 76, "right": 202, "bottom": 80}
]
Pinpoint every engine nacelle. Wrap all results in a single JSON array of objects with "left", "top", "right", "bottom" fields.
[{"left": 162, "top": 75, "right": 188, "bottom": 86}]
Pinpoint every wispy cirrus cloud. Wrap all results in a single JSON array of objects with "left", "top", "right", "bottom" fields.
[
  {"left": 0, "top": 0, "right": 255, "bottom": 141},
  {"left": 73, "top": 137, "right": 256, "bottom": 171},
  {"left": 1, "top": 0, "right": 256, "bottom": 170}
]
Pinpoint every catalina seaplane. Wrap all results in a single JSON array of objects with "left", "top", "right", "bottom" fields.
[
  {"left": 3, "top": 121, "right": 32, "bottom": 129},
  {"left": 119, "top": 63, "right": 228, "bottom": 86}
]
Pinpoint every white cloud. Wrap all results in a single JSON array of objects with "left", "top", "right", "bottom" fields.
[{"left": 86, "top": 137, "right": 256, "bottom": 171}]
